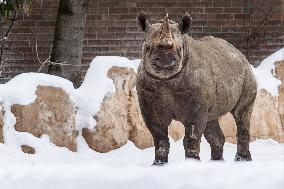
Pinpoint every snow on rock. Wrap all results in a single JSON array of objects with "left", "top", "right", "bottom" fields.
[
  {"left": 82, "top": 66, "right": 155, "bottom": 152},
  {"left": 0, "top": 57, "right": 143, "bottom": 153},
  {"left": 0, "top": 74, "right": 76, "bottom": 151},
  {"left": 1, "top": 54, "right": 284, "bottom": 152},
  {"left": 75, "top": 56, "right": 140, "bottom": 129},
  {"left": 0, "top": 54, "right": 282, "bottom": 188},
  {"left": 0, "top": 73, "right": 75, "bottom": 106},
  {"left": 252, "top": 47, "right": 284, "bottom": 96},
  {"left": 82, "top": 67, "right": 137, "bottom": 152},
  {"left": 11, "top": 86, "right": 78, "bottom": 152}
]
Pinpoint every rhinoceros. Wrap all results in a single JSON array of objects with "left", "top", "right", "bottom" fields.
[{"left": 136, "top": 12, "right": 257, "bottom": 165}]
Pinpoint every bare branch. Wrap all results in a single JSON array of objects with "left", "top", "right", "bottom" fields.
[
  {"left": 4, "top": 11, "right": 18, "bottom": 39},
  {"left": 241, "top": 0, "right": 282, "bottom": 63},
  {"left": 35, "top": 36, "right": 72, "bottom": 73}
]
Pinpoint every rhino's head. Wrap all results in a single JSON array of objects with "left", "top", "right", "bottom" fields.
[{"left": 137, "top": 11, "right": 192, "bottom": 79}]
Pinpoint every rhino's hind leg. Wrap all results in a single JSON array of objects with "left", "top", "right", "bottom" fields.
[
  {"left": 204, "top": 119, "right": 225, "bottom": 160},
  {"left": 231, "top": 92, "right": 256, "bottom": 161}
]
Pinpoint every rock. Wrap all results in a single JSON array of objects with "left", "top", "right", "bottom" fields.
[
  {"left": 250, "top": 89, "right": 283, "bottom": 142},
  {"left": 21, "top": 145, "right": 35, "bottom": 154},
  {"left": 0, "top": 105, "right": 4, "bottom": 143},
  {"left": 12, "top": 86, "right": 78, "bottom": 151},
  {"left": 275, "top": 60, "right": 284, "bottom": 133},
  {"left": 168, "top": 121, "right": 184, "bottom": 141},
  {"left": 218, "top": 113, "right": 237, "bottom": 143},
  {"left": 128, "top": 91, "right": 154, "bottom": 149},
  {"left": 83, "top": 67, "right": 137, "bottom": 152}
]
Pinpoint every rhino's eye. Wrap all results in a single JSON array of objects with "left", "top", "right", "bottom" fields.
[
  {"left": 145, "top": 44, "right": 151, "bottom": 52},
  {"left": 177, "top": 46, "right": 182, "bottom": 56}
]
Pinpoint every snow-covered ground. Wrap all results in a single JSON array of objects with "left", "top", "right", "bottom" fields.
[
  {"left": 0, "top": 49, "right": 283, "bottom": 189},
  {"left": 0, "top": 137, "right": 283, "bottom": 189}
]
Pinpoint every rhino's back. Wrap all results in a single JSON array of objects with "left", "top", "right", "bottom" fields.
[
  {"left": 189, "top": 36, "right": 249, "bottom": 75},
  {"left": 187, "top": 36, "right": 256, "bottom": 119}
]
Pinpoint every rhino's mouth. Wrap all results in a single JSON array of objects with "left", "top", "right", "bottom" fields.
[
  {"left": 152, "top": 58, "right": 177, "bottom": 69},
  {"left": 144, "top": 62, "right": 184, "bottom": 80},
  {"left": 153, "top": 62, "right": 176, "bottom": 70},
  {"left": 143, "top": 58, "right": 184, "bottom": 80}
]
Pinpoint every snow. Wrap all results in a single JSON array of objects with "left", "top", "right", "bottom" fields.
[
  {"left": 0, "top": 138, "right": 283, "bottom": 189},
  {"left": 0, "top": 73, "right": 75, "bottom": 105},
  {"left": 252, "top": 47, "right": 284, "bottom": 96},
  {"left": 0, "top": 73, "right": 76, "bottom": 149},
  {"left": 0, "top": 53, "right": 283, "bottom": 188}
]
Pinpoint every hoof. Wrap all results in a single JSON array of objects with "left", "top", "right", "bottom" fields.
[
  {"left": 152, "top": 160, "right": 168, "bottom": 166},
  {"left": 234, "top": 154, "right": 252, "bottom": 161},
  {"left": 186, "top": 155, "right": 201, "bottom": 161},
  {"left": 210, "top": 156, "right": 224, "bottom": 161}
]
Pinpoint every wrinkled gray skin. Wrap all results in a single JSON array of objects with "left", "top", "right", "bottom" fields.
[{"left": 136, "top": 12, "right": 257, "bottom": 165}]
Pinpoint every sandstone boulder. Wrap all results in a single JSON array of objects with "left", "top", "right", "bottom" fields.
[
  {"left": 21, "top": 145, "right": 35, "bottom": 154},
  {"left": 0, "top": 104, "right": 4, "bottom": 143},
  {"left": 82, "top": 66, "right": 154, "bottom": 152},
  {"left": 250, "top": 89, "right": 283, "bottom": 142},
  {"left": 128, "top": 91, "right": 154, "bottom": 149},
  {"left": 218, "top": 113, "right": 237, "bottom": 143},
  {"left": 275, "top": 60, "right": 284, "bottom": 131},
  {"left": 12, "top": 86, "right": 78, "bottom": 152},
  {"left": 168, "top": 121, "right": 184, "bottom": 141}
]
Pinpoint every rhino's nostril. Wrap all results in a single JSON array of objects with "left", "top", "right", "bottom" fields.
[
  {"left": 171, "top": 58, "right": 177, "bottom": 65},
  {"left": 155, "top": 57, "right": 160, "bottom": 64}
]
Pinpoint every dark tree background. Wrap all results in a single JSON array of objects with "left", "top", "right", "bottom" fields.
[
  {"left": 0, "top": 0, "right": 90, "bottom": 88},
  {"left": 48, "top": 0, "right": 89, "bottom": 88},
  {"left": 240, "top": 0, "right": 283, "bottom": 66},
  {"left": 0, "top": 0, "right": 30, "bottom": 78}
]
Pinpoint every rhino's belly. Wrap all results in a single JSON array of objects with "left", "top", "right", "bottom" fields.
[{"left": 208, "top": 78, "right": 243, "bottom": 120}]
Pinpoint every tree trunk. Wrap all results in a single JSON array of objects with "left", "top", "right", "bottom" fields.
[{"left": 48, "top": 0, "right": 89, "bottom": 88}]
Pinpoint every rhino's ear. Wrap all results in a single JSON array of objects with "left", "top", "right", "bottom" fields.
[
  {"left": 137, "top": 11, "right": 150, "bottom": 32},
  {"left": 179, "top": 13, "right": 192, "bottom": 34}
]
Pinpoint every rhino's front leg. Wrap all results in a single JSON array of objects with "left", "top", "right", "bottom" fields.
[
  {"left": 145, "top": 116, "right": 170, "bottom": 165},
  {"left": 137, "top": 91, "right": 172, "bottom": 165},
  {"left": 183, "top": 107, "right": 208, "bottom": 160},
  {"left": 149, "top": 125, "right": 170, "bottom": 165}
]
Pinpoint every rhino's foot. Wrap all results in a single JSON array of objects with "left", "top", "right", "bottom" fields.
[
  {"left": 152, "top": 159, "right": 168, "bottom": 166},
  {"left": 234, "top": 153, "right": 252, "bottom": 161},
  {"left": 186, "top": 155, "right": 201, "bottom": 161},
  {"left": 210, "top": 156, "right": 224, "bottom": 161}
]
